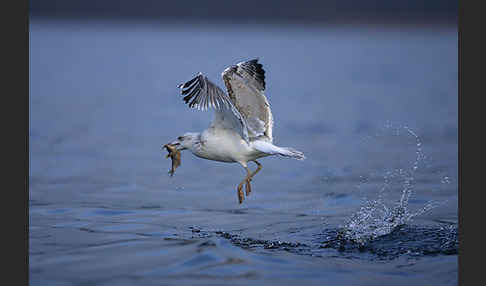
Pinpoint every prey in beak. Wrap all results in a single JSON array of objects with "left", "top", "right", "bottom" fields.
[{"left": 163, "top": 142, "right": 182, "bottom": 177}]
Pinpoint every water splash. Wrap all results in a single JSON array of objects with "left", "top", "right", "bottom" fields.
[
  {"left": 340, "top": 188, "right": 440, "bottom": 245},
  {"left": 340, "top": 125, "right": 444, "bottom": 245}
]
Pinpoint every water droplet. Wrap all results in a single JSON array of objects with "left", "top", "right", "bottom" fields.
[{"left": 441, "top": 176, "right": 450, "bottom": 184}]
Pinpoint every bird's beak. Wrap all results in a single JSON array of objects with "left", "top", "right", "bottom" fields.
[
  {"left": 168, "top": 141, "right": 187, "bottom": 151},
  {"left": 177, "top": 145, "right": 188, "bottom": 151}
]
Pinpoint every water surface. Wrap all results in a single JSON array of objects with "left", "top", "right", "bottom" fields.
[{"left": 30, "top": 20, "right": 458, "bottom": 285}]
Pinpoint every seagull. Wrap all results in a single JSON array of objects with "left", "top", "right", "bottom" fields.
[{"left": 168, "top": 59, "right": 305, "bottom": 204}]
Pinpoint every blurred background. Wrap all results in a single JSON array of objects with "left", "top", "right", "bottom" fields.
[
  {"left": 30, "top": 0, "right": 456, "bottom": 25},
  {"left": 29, "top": 1, "right": 458, "bottom": 285}
]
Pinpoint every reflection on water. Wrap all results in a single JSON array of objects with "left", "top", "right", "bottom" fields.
[{"left": 30, "top": 20, "right": 457, "bottom": 285}]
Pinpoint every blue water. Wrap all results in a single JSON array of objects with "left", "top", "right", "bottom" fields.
[{"left": 30, "top": 20, "right": 458, "bottom": 285}]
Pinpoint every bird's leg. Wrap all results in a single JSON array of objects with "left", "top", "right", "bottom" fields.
[
  {"left": 248, "top": 160, "right": 262, "bottom": 181},
  {"left": 245, "top": 161, "right": 262, "bottom": 196},
  {"left": 237, "top": 181, "right": 245, "bottom": 204},
  {"left": 245, "top": 167, "right": 252, "bottom": 197},
  {"left": 237, "top": 166, "right": 251, "bottom": 204}
]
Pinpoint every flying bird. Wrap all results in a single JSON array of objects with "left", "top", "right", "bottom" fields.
[{"left": 166, "top": 59, "right": 305, "bottom": 204}]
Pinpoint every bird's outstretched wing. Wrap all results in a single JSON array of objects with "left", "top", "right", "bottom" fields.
[
  {"left": 177, "top": 73, "right": 249, "bottom": 142},
  {"left": 222, "top": 59, "right": 274, "bottom": 142}
]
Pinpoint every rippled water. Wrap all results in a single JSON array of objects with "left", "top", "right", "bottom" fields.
[{"left": 30, "top": 20, "right": 458, "bottom": 285}]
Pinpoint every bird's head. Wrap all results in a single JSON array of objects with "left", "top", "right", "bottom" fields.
[{"left": 168, "top": 132, "right": 200, "bottom": 151}]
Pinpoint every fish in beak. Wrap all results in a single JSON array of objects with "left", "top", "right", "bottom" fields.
[{"left": 163, "top": 142, "right": 182, "bottom": 177}]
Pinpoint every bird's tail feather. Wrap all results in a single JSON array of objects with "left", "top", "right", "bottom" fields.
[
  {"left": 278, "top": 147, "right": 306, "bottom": 160},
  {"left": 252, "top": 140, "right": 305, "bottom": 160}
]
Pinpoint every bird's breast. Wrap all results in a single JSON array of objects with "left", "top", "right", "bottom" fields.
[{"left": 191, "top": 128, "right": 252, "bottom": 163}]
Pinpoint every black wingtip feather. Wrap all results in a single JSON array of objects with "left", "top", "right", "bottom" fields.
[
  {"left": 178, "top": 74, "right": 203, "bottom": 107},
  {"left": 240, "top": 58, "right": 266, "bottom": 90}
]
